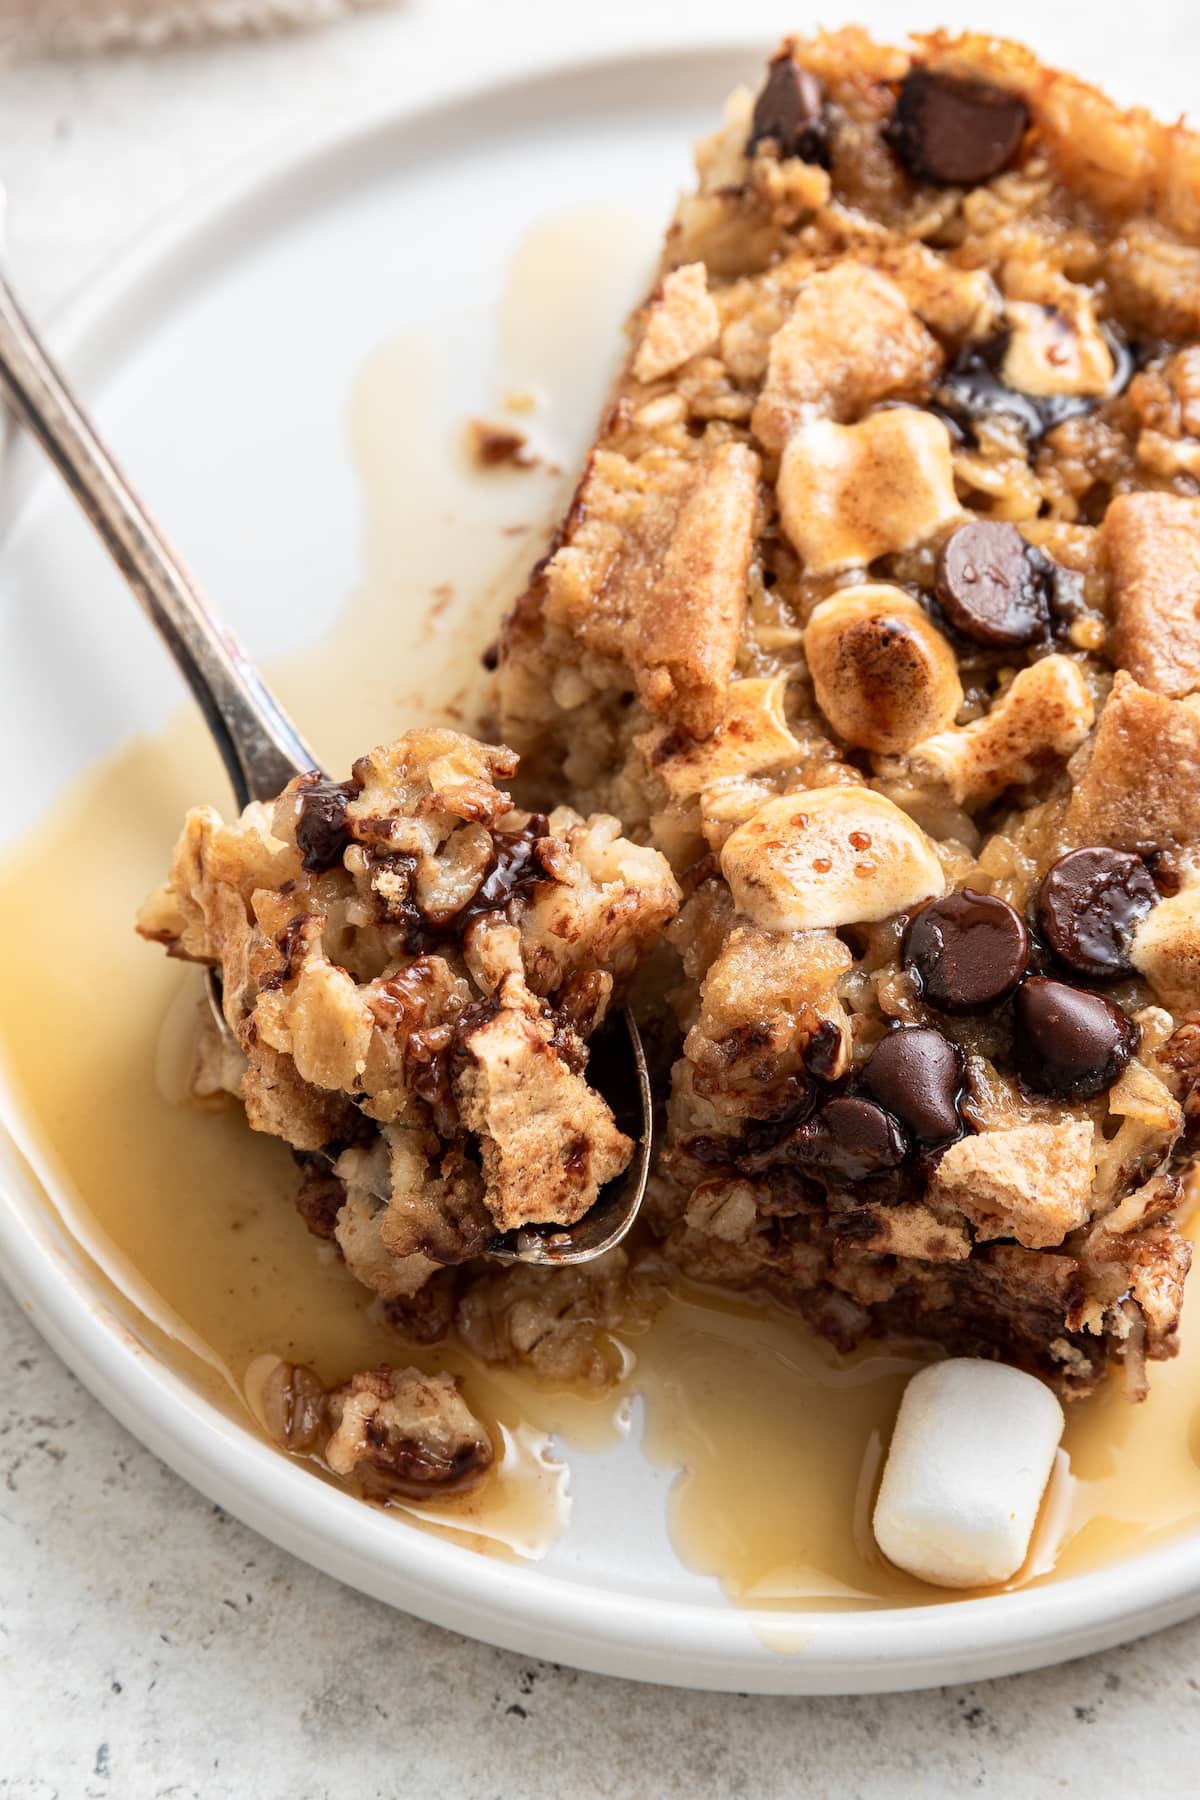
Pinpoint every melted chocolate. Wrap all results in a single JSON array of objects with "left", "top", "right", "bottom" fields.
[{"left": 932, "top": 330, "right": 1133, "bottom": 446}]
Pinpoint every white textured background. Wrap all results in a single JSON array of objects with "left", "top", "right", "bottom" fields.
[{"left": 2, "top": 3, "right": 1200, "bottom": 1793}]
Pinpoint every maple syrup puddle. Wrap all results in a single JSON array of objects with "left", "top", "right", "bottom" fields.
[{"left": 3, "top": 208, "right": 1200, "bottom": 1609}]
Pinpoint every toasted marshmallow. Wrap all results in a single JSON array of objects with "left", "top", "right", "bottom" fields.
[
  {"left": 1002, "top": 299, "right": 1115, "bottom": 399},
  {"left": 804, "top": 585, "right": 963, "bottom": 754},
  {"left": 699, "top": 776, "right": 780, "bottom": 850},
  {"left": 906, "top": 655, "right": 1094, "bottom": 809},
  {"left": 1132, "top": 885, "right": 1200, "bottom": 1011},
  {"left": 873, "top": 1359, "right": 1065, "bottom": 1589},
  {"left": 776, "top": 409, "right": 963, "bottom": 575},
  {"left": 720, "top": 786, "right": 945, "bottom": 931},
  {"left": 638, "top": 674, "right": 802, "bottom": 800}
]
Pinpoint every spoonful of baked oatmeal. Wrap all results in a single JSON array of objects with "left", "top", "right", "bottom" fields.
[{"left": 0, "top": 235, "right": 675, "bottom": 1274}]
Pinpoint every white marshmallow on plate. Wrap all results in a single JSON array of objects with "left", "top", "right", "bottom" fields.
[{"left": 873, "top": 1358, "right": 1065, "bottom": 1589}]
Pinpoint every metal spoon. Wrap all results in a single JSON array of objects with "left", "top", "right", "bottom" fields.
[{"left": 0, "top": 238, "right": 651, "bottom": 1267}]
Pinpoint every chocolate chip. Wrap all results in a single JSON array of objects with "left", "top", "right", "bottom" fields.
[
  {"left": 1036, "top": 848, "right": 1157, "bottom": 981},
  {"left": 408, "top": 814, "right": 552, "bottom": 947},
  {"left": 935, "top": 521, "right": 1051, "bottom": 647},
  {"left": 738, "top": 1091, "right": 820, "bottom": 1160},
  {"left": 932, "top": 338, "right": 1091, "bottom": 445},
  {"left": 933, "top": 328, "right": 1134, "bottom": 449},
  {"left": 682, "top": 1133, "right": 741, "bottom": 1169},
  {"left": 1046, "top": 562, "right": 1087, "bottom": 626},
  {"left": 862, "top": 1028, "right": 965, "bottom": 1144},
  {"left": 1014, "top": 977, "right": 1137, "bottom": 1100},
  {"left": 1147, "top": 849, "right": 1184, "bottom": 898},
  {"left": 779, "top": 1095, "right": 908, "bottom": 1181},
  {"left": 904, "top": 889, "right": 1029, "bottom": 1014},
  {"left": 887, "top": 69, "right": 1027, "bottom": 187},
  {"left": 933, "top": 340, "right": 1046, "bottom": 441},
  {"left": 295, "top": 776, "right": 358, "bottom": 871},
  {"left": 747, "top": 55, "right": 831, "bottom": 167},
  {"left": 806, "top": 1018, "right": 844, "bottom": 1081},
  {"left": 466, "top": 814, "right": 549, "bottom": 917}
]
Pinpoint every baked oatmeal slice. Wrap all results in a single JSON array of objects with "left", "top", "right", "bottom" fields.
[
  {"left": 138, "top": 727, "right": 679, "bottom": 1307},
  {"left": 497, "top": 27, "right": 1200, "bottom": 1397}
]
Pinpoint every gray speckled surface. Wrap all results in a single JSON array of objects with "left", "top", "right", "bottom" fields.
[
  {"left": 4, "top": 1281, "right": 1200, "bottom": 1797},
  {"left": 3, "top": 5, "right": 1200, "bottom": 1792}
]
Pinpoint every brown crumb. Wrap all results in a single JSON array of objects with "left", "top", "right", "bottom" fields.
[
  {"left": 467, "top": 419, "right": 538, "bottom": 470},
  {"left": 420, "top": 582, "right": 455, "bottom": 641}
]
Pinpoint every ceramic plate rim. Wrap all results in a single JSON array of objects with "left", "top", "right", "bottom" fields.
[{"left": 2, "top": 38, "right": 1199, "bottom": 1694}]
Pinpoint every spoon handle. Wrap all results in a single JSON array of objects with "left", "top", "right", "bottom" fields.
[{"left": 0, "top": 268, "right": 320, "bottom": 807}]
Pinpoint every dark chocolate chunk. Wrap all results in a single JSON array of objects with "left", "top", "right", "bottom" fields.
[
  {"left": 1014, "top": 977, "right": 1137, "bottom": 1100},
  {"left": 776, "top": 1095, "right": 909, "bottom": 1181},
  {"left": 935, "top": 520, "right": 1051, "bottom": 647},
  {"left": 1036, "top": 848, "right": 1157, "bottom": 980},
  {"left": 408, "top": 814, "right": 552, "bottom": 949},
  {"left": 295, "top": 776, "right": 359, "bottom": 871},
  {"left": 466, "top": 814, "right": 549, "bottom": 917},
  {"left": 887, "top": 69, "right": 1027, "bottom": 187},
  {"left": 933, "top": 326, "right": 1134, "bottom": 448},
  {"left": 862, "top": 1028, "right": 965, "bottom": 1144},
  {"left": 681, "top": 1134, "right": 742, "bottom": 1169},
  {"left": 933, "top": 338, "right": 1085, "bottom": 444},
  {"left": 747, "top": 55, "right": 831, "bottom": 167},
  {"left": 903, "top": 889, "right": 1029, "bottom": 1014},
  {"left": 1046, "top": 561, "right": 1087, "bottom": 626},
  {"left": 934, "top": 340, "right": 1047, "bottom": 441},
  {"left": 1147, "top": 849, "right": 1184, "bottom": 898},
  {"left": 806, "top": 1017, "right": 844, "bottom": 1081},
  {"left": 738, "top": 1089, "right": 820, "bottom": 1160}
]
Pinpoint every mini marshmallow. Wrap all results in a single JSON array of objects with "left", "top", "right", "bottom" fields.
[
  {"left": 776, "top": 409, "right": 962, "bottom": 575},
  {"left": 873, "top": 1358, "right": 1065, "bottom": 1589},
  {"left": 906, "top": 654, "right": 1094, "bottom": 809},
  {"left": 719, "top": 786, "right": 946, "bottom": 932},
  {"left": 1002, "top": 299, "right": 1114, "bottom": 399}
]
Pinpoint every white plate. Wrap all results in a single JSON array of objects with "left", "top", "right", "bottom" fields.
[{"left": 3, "top": 41, "right": 1200, "bottom": 1695}]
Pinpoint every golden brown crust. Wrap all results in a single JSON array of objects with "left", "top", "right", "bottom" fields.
[
  {"left": 1065, "top": 674, "right": 1200, "bottom": 850},
  {"left": 928, "top": 1120, "right": 1095, "bottom": 1250},
  {"left": 633, "top": 263, "right": 721, "bottom": 384},
  {"left": 455, "top": 1007, "right": 631, "bottom": 1231},
  {"left": 1106, "top": 493, "right": 1200, "bottom": 696},
  {"left": 630, "top": 440, "right": 761, "bottom": 736}
]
